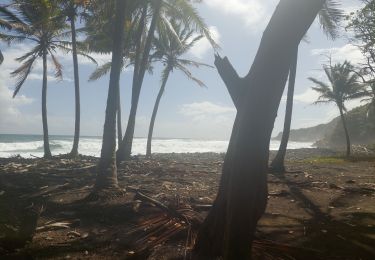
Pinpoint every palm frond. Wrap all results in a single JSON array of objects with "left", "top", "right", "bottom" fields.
[
  {"left": 50, "top": 52, "right": 63, "bottom": 80},
  {"left": 11, "top": 55, "right": 37, "bottom": 97},
  {"left": 89, "top": 61, "right": 112, "bottom": 81},
  {"left": 164, "top": 0, "right": 219, "bottom": 50},
  {"left": 176, "top": 63, "right": 206, "bottom": 87},
  {"left": 177, "top": 58, "right": 213, "bottom": 68},
  {"left": 318, "top": 0, "right": 344, "bottom": 39}
]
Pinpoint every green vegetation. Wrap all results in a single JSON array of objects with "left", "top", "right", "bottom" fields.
[{"left": 317, "top": 104, "right": 375, "bottom": 148}]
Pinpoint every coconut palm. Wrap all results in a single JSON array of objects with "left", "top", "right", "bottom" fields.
[
  {"left": 86, "top": 0, "right": 151, "bottom": 147},
  {"left": 146, "top": 21, "right": 212, "bottom": 157},
  {"left": 57, "top": 0, "right": 89, "bottom": 158},
  {"left": 309, "top": 61, "right": 365, "bottom": 157},
  {"left": 0, "top": 0, "right": 70, "bottom": 158},
  {"left": 92, "top": 0, "right": 127, "bottom": 193},
  {"left": 271, "top": 0, "right": 343, "bottom": 172},
  {"left": 116, "top": 0, "right": 218, "bottom": 162}
]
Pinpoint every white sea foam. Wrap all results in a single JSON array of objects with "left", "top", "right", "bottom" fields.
[{"left": 0, "top": 135, "right": 315, "bottom": 158}]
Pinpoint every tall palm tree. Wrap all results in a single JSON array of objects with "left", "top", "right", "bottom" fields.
[
  {"left": 146, "top": 21, "right": 212, "bottom": 157},
  {"left": 0, "top": 0, "right": 68, "bottom": 158},
  {"left": 93, "top": 0, "right": 127, "bottom": 192},
  {"left": 309, "top": 61, "right": 364, "bottom": 157},
  {"left": 85, "top": 0, "right": 147, "bottom": 148},
  {"left": 58, "top": 0, "right": 89, "bottom": 158},
  {"left": 116, "top": 0, "right": 218, "bottom": 162},
  {"left": 271, "top": 0, "right": 343, "bottom": 172}
]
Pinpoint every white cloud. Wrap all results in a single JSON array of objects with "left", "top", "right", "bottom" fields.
[
  {"left": 0, "top": 74, "right": 37, "bottom": 133},
  {"left": 294, "top": 88, "right": 321, "bottom": 104},
  {"left": 180, "top": 101, "right": 235, "bottom": 118},
  {"left": 189, "top": 26, "right": 221, "bottom": 59},
  {"left": 310, "top": 44, "right": 364, "bottom": 65},
  {"left": 281, "top": 88, "right": 321, "bottom": 105},
  {"left": 204, "top": 0, "right": 276, "bottom": 29}
]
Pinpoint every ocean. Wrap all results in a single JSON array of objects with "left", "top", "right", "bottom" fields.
[{"left": 0, "top": 134, "right": 315, "bottom": 158}]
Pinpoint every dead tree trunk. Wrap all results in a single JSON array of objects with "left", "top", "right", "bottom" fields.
[{"left": 193, "top": 0, "right": 324, "bottom": 259}]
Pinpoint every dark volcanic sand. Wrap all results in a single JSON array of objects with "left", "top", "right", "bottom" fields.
[{"left": 0, "top": 148, "right": 374, "bottom": 259}]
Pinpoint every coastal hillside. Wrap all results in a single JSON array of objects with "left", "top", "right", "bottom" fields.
[{"left": 274, "top": 105, "right": 375, "bottom": 147}]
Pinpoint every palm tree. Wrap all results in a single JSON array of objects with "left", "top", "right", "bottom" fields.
[
  {"left": 116, "top": 0, "right": 218, "bottom": 162},
  {"left": 0, "top": 0, "right": 69, "bottom": 158},
  {"left": 309, "top": 61, "right": 365, "bottom": 157},
  {"left": 93, "top": 0, "right": 127, "bottom": 193},
  {"left": 271, "top": 0, "right": 343, "bottom": 172},
  {"left": 146, "top": 21, "right": 212, "bottom": 157},
  {"left": 85, "top": 0, "right": 148, "bottom": 148},
  {"left": 58, "top": 0, "right": 89, "bottom": 158}
]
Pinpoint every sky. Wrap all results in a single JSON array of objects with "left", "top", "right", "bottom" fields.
[{"left": 0, "top": 0, "right": 367, "bottom": 140}]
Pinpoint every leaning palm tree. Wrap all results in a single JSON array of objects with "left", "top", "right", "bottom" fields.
[
  {"left": 0, "top": 0, "right": 69, "bottom": 158},
  {"left": 270, "top": 0, "right": 343, "bottom": 172},
  {"left": 309, "top": 61, "right": 365, "bottom": 157},
  {"left": 146, "top": 21, "right": 212, "bottom": 157},
  {"left": 116, "top": 0, "right": 218, "bottom": 162}
]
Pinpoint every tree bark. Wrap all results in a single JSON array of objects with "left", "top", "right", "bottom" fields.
[
  {"left": 117, "top": 0, "right": 162, "bottom": 162},
  {"left": 193, "top": 0, "right": 324, "bottom": 259},
  {"left": 214, "top": 54, "right": 244, "bottom": 109},
  {"left": 0, "top": 50, "right": 4, "bottom": 64},
  {"left": 69, "top": 16, "right": 81, "bottom": 157},
  {"left": 94, "top": 0, "right": 127, "bottom": 191},
  {"left": 146, "top": 68, "right": 171, "bottom": 157},
  {"left": 117, "top": 86, "right": 122, "bottom": 148},
  {"left": 270, "top": 47, "right": 298, "bottom": 172},
  {"left": 42, "top": 49, "right": 52, "bottom": 159},
  {"left": 339, "top": 105, "right": 351, "bottom": 157}
]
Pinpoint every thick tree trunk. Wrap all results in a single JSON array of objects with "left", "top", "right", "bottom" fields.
[
  {"left": 117, "top": 0, "right": 162, "bottom": 162},
  {"left": 193, "top": 0, "right": 324, "bottom": 259},
  {"left": 339, "top": 106, "right": 351, "bottom": 157},
  {"left": 117, "top": 86, "right": 122, "bottom": 148},
  {"left": 270, "top": 47, "right": 298, "bottom": 172},
  {"left": 146, "top": 69, "right": 170, "bottom": 157},
  {"left": 42, "top": 50, "right": 52, "bottom": 159},
  {"left": 94, "top": 0, "right": 127, "bottom": 191},
  {"left": 69, "top": 17, "right": 81, "bottom": 157}
]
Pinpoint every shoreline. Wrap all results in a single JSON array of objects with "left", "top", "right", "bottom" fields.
[{"left": 2, "top": 147, "right": 373, "bottom": 163}]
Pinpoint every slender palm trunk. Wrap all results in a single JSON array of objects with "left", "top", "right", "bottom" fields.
[
  {"left": 117, "top": 86, "right": 122, "bottom": 147},
  {"left": 117, "top": 0, "right": 162, "bottom": 162},
  {"left": 42, "top": 50, "right": 52, "bottom": 159},
  {"left": 270, "top": 47, "right": 298, "bottom": 172},
  {"left": 146, "top": 69, "right": 170, "bottom": 157},
  {"left": 193, "top": 0, "right": 324, "bottom": 258},
  {"left": 69, "top": 17, "right": 81, "bottom": 157},
  {"left": 0, "top": 50, "right": 3, "bottom": 64},
  {"left": 339, "top": 105, "right": 351, "bottom": 157},
  {"left": 94, "top": 0, "right": 127, "bottom": 191}
]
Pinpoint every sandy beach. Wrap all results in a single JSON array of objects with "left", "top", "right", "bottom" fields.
[{"left": 1, "top": 148, "right": 374, "bottom": 259}]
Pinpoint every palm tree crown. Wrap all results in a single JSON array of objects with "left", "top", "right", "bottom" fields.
[
  {"left": 151, "top": 20, "right": 212, "bottom": 86},
  {"left": 309, "top": 61, "right": 364, "bottom": 110}
]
